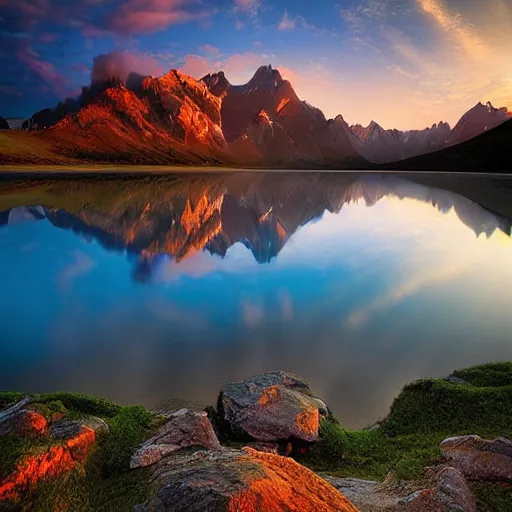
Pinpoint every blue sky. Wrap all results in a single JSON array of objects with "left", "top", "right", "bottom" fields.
[{"left": 0, "top": 0, "right": 511, "bottom": 128}]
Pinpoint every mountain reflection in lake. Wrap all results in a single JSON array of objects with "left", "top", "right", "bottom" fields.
[{"left": 0, "top": 172, "right": 511, "bottom": 429}]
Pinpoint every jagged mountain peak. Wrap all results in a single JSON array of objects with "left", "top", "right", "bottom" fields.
[
  {"left": 201, "top": 71, "right": 231, "bottom": 97},
  {"left": 247, "top": 65, "right": 284, "bottom": 89}
]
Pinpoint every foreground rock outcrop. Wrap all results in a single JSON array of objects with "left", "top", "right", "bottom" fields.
[
  {"left": 135, "top": 447, "right": 359, "bottom": 512},
  {"left": 441, "top": 435, "right": 512, "bottom": 482},
  {"left": 218, "top": 371, "right": 328, "bottom": 443},
  {"left": 0, "top": 412, "right": 103, "bottom": 502},
  {"left": 405, "top": 467, "right": 476, "bottom": 512},
  {"left": 325, "top": 467, "right": 477, "bottom": 512},
  {"left": 0, "top": 398, "right": 47, "bottom": 437},
  {"left": 131, "top": 408, "right": 220, "bottom": 468}
]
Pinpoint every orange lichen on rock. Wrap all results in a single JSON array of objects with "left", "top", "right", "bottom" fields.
[
  {"left": 66, "top": 426, "right": 95, "bottom": 463},
  {"left": 18, "top": 410, "right": 48, "bottom": 436},
  {"left": 258, "top": 386, "right": 280, "bottom": 407},
  {"left": 228, "top": 448, "right": 359, "bottom": 512},
  {"left": 0, "top": 427, "right": 95, "bottom": 502},
  {"left": 295, "top": 407, "right": 319, "bottom": 437}
]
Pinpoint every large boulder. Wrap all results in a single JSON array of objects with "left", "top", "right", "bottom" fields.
[
  {"left": 440, "top": 435, "right": 512, "bottom": 482},
  {"left": 131, "top": 408, "right": 221, "bottom": 468},
  {"left": 324, "top": 468, "right": 477, "bottom": 512},
  {"left": 404, "top": 467, "right": 476, "bottom": 512},
  {"left": 219, "top": 371, "right": 328, "bottom": 443},
  {"left": 0, "top": 117, "right": 9, "bottom": 130},
  {"left": 136, "top": 447, "right": 359, "bottom": 512}
]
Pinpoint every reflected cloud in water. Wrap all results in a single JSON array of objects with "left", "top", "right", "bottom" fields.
[{"left": 0, "top": 172, "right": 511, "bottom": 428}]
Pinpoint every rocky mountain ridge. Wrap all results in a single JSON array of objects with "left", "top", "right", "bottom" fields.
[{"left": 7, "top": 64, "right": 510, "bottom": 167}]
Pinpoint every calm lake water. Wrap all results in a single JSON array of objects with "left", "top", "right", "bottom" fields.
[{"left": 1, "top": 171, "right": 511, "bottom": 429}]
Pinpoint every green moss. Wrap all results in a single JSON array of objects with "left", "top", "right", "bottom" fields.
[
  {"left": 0, "top": 392, "right": 25, "bottom": 409},
  {"left": 31, "top": 401, "right": 67, "bottom": 421},
  {"left": 300, "top": 362, "right": 512, "bottom": 483},
  {"left": 299, "top": 418, "right": 443, "bottom": 481},
  {"left": 472, "top": 483, "right": 512, "bottom": 511},
  {"left": 453, "top": 362, "right": 512, "bottom": 388},
  {"left": 0, "top": 394, "right": 155, "bottom": 511},
  {"left": 32, "top": 393, "right": 121, "bottom": 418},
  {"left": 383, "top": 378, "right": 512, "bottom": 437}
]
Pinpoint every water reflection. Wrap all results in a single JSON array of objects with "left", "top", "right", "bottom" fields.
[{"left": 0, "top": 172, "right": 511, "bottom": 428}]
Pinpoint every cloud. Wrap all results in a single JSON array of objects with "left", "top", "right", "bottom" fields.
[
  {"left": 241, "top": 299, "right": 264, "bottom": 327},
  {"left": 279, "top": 291, "right": 293, "bottom": 320},
  {"left": 234, "top": 0, "right": 261, "bottom": 18},
  {"left": 146, "top": 297, "right": 209, "bottom": 329},
  {"left": 107, "top": 0, "right": 212, "bottom": 35},
  {"left": 416, "top": 0, "right": 488, "bottom": 60},
  {"left": 198, "top": 44, "right": 220, "bottom": 55},
  {"left": 16, "top": 46, "right": 69, "bottom": 97},
  {"left": 91, "top": 51, "right": 165, "bottom": 83},
  {"left": 57, "top": 250, "right": 95, "bottom": 293},
  {"left": 278, "top": 11, "right": 295, "bottom": 30},
  {"left": 179, "top": 51, "right": 269, "bottom": 84}
]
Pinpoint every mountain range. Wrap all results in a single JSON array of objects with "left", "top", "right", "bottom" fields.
[
  {"left": 1, "top": 173, "right": 510, "bottom": 280},
  {"left": 1, "top": 65, "right": 511, "bottom": 168}
]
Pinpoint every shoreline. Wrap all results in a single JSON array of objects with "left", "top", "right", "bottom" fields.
[{"left": 1, "top": 362, "right": 511, "bottom": 510}]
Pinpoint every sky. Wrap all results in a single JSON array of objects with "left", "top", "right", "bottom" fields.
[{"left": 0, "top": 0, "right": 511, "bottom": 129}]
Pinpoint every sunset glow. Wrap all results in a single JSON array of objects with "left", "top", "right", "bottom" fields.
[{"left": 1, "top": 0, "right": 511, "bottom": 129}]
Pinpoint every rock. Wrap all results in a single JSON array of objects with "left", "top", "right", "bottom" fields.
[
  {"left": 0, "top": 398, "right": 46, "bottom": 437},
  {"left": 404, "top": 467, "right": 476, "bottom": 512},
  {"left": 82, "top": 416, "right": 110, "bottom": 435},
  {"left": 440, "top": 435, "right": 512, "bottom": 482},
  {"left": 49, "top": 417, "right": 108, "bottom": 439},
  {"left": 244, "top": 442, "right": 280, "bottom": 454},
  {"left": 138, "top": 447, "right": 359, "bottom": 511},
  {"left": 0, "top": 117, "right": 9, "bottom": 130},
  {"left": 219, "top": 371, "right": 328, "bottom": 443},
  {"left": 0, "top": 422, "right": 96, "bottom": 501},
  {"left": 444, "top": 376, "right": 472, "bottom": 386},
  {"left": 323, "top": 476, "right": 406, "bottom": 511},
  {"left": 130, "top": 408, "right": 220, "bottom": 469},
  {"left": 0, "top": 407, "right": 47, "bottom": 438}
]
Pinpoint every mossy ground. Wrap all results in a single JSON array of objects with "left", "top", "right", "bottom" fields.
[
  {"left": 298, "top": 362, "right": 512, "bottom": 511},
  {"left": 2, "top": 362, "right": 512, "bottom": 511},
  {"left": 0, "top": 393, "right": 157, "bottom": 512}
]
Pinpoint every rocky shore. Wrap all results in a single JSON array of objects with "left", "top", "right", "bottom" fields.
[{"left": 1, "top": 363, "right": 511, "bottom": 511}]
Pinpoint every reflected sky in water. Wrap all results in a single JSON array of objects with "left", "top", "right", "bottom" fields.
[{"left": 0, "top": 173, "right": 511, "bottom": 428}]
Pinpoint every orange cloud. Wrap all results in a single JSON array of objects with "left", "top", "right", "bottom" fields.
[{"left": 108, "top": 0, "right": 211, "bottom": 35}]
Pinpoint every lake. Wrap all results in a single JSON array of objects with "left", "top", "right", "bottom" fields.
[{"left": 0, "top": 171, "right": 511, "bottom": 429}]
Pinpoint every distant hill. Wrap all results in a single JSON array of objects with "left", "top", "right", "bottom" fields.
[{"left": 392, "top": 119, "right": 512, "bottom": 172}]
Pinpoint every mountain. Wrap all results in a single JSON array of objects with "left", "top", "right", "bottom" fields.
[
  {"left": 4, "top": 63, "right": 511, "bottom": 168},
  {"left": 342, "top": 119, "right": 451, "bottom": 163},
  {"left": 393, "top": 118, "right": 512, "bottom": 172},
  {"left": 6, "top": 65, "right": 366, "bottom": 168},
  {"left": 39, "top": 71, "right": 231, "bottom": 164},
  {"left": 202, "top": 65, "right": 364, "bottom": 167},
  {"left": 448, "top": 101, "right": 512, "bottom": 146},
  {"left": 0, "top": 117, "right": 9, "bottom": 130},
  {"left": 343, "top": 101, "right": 511, "bottom": 164}
]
